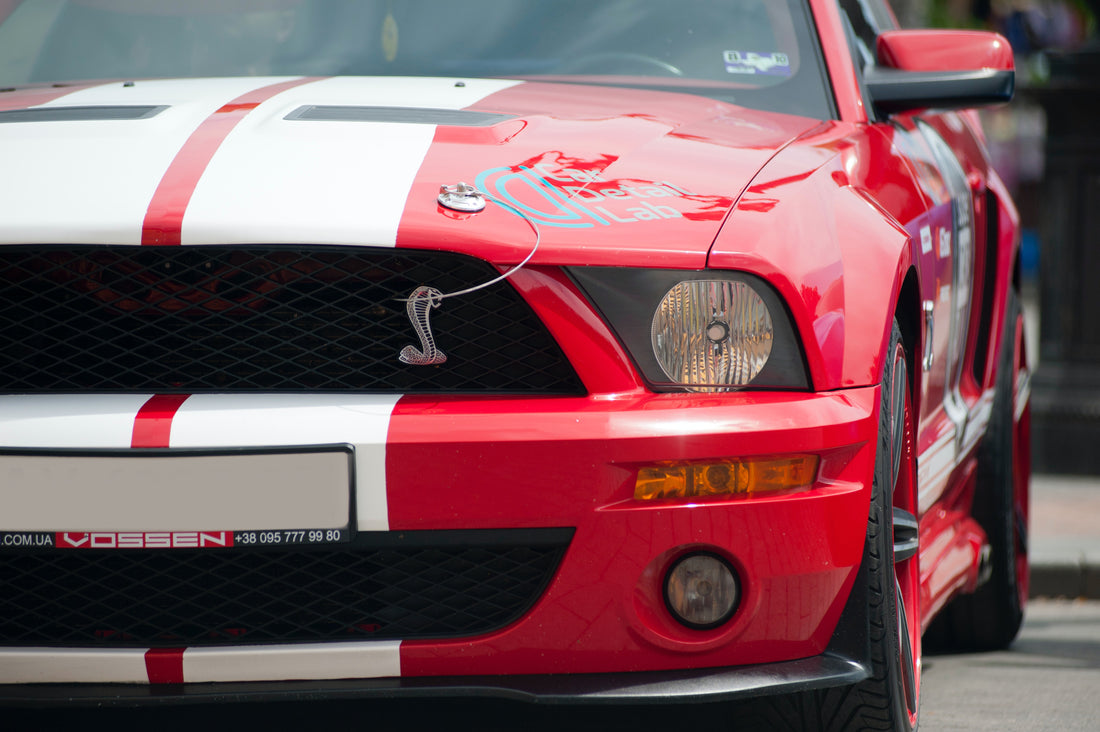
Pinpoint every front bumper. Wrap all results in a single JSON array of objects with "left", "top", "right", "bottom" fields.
[
  {"left": 0, "top": 652, "right": 867, "bottom": 707},
  {"left": 0, "top": 384, "right": 879, "bottom": 687}
]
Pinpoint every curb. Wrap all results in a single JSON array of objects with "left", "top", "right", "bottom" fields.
[{"left": 1030, "top": 562, "right": 1100, "bottom": 600}]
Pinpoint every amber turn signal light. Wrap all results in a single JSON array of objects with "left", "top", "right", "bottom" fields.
[{"left": 634, "top": 455, "right": 819, "bottom": 501}]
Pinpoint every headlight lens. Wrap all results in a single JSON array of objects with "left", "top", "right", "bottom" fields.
[
  {"left": 567, "top": 268, "right": 808, "bottom": 391},
  {"left": 652, "top": 280, "right": 773, "bottom": 391}
]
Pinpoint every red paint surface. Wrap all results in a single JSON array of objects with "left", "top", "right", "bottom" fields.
[
  {"left": 131, "top": 394, "right": 190, "bottom": 449},
  {"left": 808, "top": 0, "right": 868, "bottom": 122},
  {"left": 144, "top": 648, "right": 185, "bottom": 684},
  {"left": 877, "top": 30, "right": 1014, "bottom": 73},
  {"left": 0, "top": 83, "right": 100, "bottom": 111},
  {"left": 140, "top": 77, "right": 319, "bottom": 246},
  {"left": 388, "top": 385, "right": 877, "bottom": 675},
  {"left": 397, "top": 81, "right": 820, "bottom": 268}
]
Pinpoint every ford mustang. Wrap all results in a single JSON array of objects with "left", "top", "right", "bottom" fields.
[{"left": 0, "top": 1, "right": 1028, "bottom": 730}]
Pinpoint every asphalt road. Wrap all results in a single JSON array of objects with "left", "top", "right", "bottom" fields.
[
  {"left": 9, "top": 599, "right": 1099, "bottom": 731},
  {"left": 919, "top": 598, "right": 1100, "bottom": 732}
]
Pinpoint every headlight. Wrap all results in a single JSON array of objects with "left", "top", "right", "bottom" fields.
[
  {"left": 568, "top": 268, "right": 808, "bottom": 391},
  {"left": 652, "top": 280, "right": 772, "bottom": 390}
]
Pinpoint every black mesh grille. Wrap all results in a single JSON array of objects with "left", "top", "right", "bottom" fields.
[
  {"left": 0, "top": 246, "right": 583, "bottom": 394},
  {"left": 0, "top": 530, "right": 572, "bottom": 647}
]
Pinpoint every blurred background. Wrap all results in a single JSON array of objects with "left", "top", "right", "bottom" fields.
[{"left": 896, "top": 0, "right": 1100, "bottom": 475}]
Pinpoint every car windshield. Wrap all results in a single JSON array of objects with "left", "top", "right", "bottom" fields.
[{"left": 0, "top": 0, "right": 834, "bottom": 118}]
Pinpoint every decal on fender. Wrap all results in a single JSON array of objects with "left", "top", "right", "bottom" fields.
[{"left": 920, "top": 225, "right": 933, "bottom": 254}]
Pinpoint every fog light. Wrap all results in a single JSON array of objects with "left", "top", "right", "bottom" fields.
[{"left": 664, "top": 553, "right": 739, "bottom": 629}]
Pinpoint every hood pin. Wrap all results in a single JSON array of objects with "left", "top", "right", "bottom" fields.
[{"left": 437, "top": 182, "right": 486, "bottom": 213}]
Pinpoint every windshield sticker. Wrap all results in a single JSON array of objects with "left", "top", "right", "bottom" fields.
[
  {"left": 724, "top": 51, "right": 792, "bottom": 77},
  {"left": 474, "top": 164, "right": 705, "bottom": 229}
]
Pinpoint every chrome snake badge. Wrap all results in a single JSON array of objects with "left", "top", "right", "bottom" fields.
[
  {"left": 399, "top": 286, "right": 447, "bottom": 365},
  {"left": 397, "top": 182, "right": 540, "bottom": 366}
]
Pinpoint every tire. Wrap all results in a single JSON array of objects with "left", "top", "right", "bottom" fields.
[
  {"left": 743, "top": 321, "right": 921, "bottom": 731},
  {"left": 926, "top": 288, "right": 1029, "bottom": 651},
  {"left": 817, "top": 319, "right": 921, "bottom": 731}
]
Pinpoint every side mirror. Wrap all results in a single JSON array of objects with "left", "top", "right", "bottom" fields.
[{"left": 865, "top": 30, "right": 1015, "bottom": 115}]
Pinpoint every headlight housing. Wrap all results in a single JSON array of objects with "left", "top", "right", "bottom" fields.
[{"left": 568, "top": 268, "right": 808, "bottom": 391}]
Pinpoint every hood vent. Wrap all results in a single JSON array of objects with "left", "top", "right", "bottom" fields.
[
  {"left": 0, "top": 105, "right": 167, "bottom": 123},
  {"left": 285, "top": 105, "right": 515, "bottom": 127}
]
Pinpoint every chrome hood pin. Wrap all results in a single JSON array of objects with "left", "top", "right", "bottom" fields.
[{"left": 437, "top": 182, "right": 486, "bottom": 213}]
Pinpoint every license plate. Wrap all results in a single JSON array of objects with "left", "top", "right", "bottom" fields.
[{"left": 0, "top": 447, "right": 354, "bottom": 547}]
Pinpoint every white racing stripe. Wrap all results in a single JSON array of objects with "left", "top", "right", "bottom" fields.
[
  {"left": 0, "top": 394, "right": 152, "bottom": 448},
  {"left": 0, "top": 643, "right": 402, "bottom": 684},
  {"left": 0, "top": 648, "right": 148, "bottom": 684},
  {"left": 182, "top": 641, "right": 402, "bottom": 683},
  {"left": 167, "top": 394, "right": 402, "bottom": 532},
  {"left": 0, "top": 78, "right": 305, "bottom": 245},
  {"left": 181, "top": 76, "right": 521, "bottom": 246}
]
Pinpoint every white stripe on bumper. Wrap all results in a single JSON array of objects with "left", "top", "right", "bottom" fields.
[
  {"left": 0, "top": 648, "right": 148, "bottom": 684},
  {"left": 0, "top": 642, "right": 402, "bottom": 684},
  {"left": 0, "top": 394, "right": 154, "bottom": 448},
  {"left": 182, "top": 641, "right": 402, "bottom": 683}
]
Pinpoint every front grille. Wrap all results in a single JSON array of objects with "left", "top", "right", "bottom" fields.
[
  {"left": 0, "top": 529, "right": 572, "bottom": 647},
  {"left": 0, "top": 245, "right": 584, "bottom": 394}
]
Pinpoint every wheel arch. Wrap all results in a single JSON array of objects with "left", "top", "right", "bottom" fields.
[{"left": 894, "top": 266, "right": 922, "bottom": 414}]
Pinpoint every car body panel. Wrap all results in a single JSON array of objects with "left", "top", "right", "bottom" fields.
[
  {"left": 0, "top": 0, "right": 1027, "bottom": 711},
  {"left": 0, "top": 77, "right": 822, "bottom": 267},
  {"left": 0, "top": 384, "right": 877, "bottom": 682}
]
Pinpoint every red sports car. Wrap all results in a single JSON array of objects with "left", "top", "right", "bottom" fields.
[{"left": 0, "top": 1, "right": 1028, "bottom": 729}]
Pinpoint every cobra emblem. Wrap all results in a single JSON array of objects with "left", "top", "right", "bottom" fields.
[{"left": 399, "top": 286, "right": 447, "bottom": 365}]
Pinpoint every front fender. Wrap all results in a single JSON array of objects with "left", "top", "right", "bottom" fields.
[{"left": 708, "top": 123, "right": 918, "bottom": 392}]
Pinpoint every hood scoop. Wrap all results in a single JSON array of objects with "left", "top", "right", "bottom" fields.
[
  {"left": 285, "top": 105, "right": 516, "bottom": 127},
  {"left": 0, "top": 105, "right": 167, "bottom": 123}
]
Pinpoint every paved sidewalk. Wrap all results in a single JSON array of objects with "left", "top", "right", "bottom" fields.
[{"left": 1030, "top": 473, "right": 1100, "bottom": 598}]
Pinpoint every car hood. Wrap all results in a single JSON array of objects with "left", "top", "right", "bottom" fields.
[{"left": 0, "top": 76, "right": 821, "bottom": 268}]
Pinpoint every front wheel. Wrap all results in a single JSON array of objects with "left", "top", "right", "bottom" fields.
[
  {"left": 826, "top": 320, "right": 920, "bottom": 730},
  {"left": 757, "top": 321, "right": 920, "bottom": 731}
]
